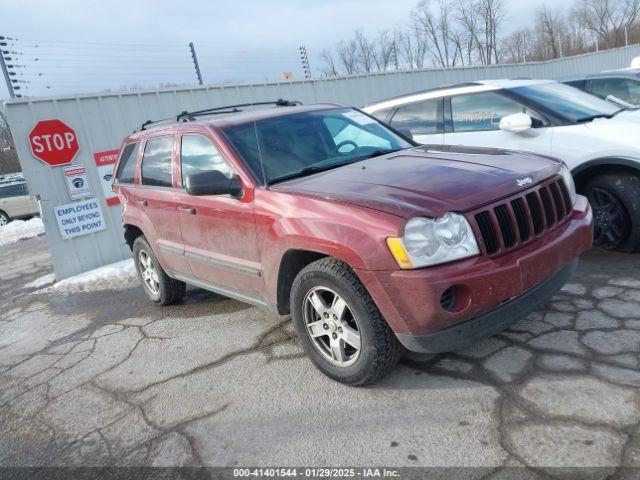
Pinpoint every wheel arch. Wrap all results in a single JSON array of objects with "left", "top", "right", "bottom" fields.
[
  {"left": 123, "top": 224, "right": 144, "bottom": 251},
  {"left": 275, "top": 249, "right": 329, "bottom": 315},
  {"left": 572, "top": 157, "right": 640, "bottom": 192}
]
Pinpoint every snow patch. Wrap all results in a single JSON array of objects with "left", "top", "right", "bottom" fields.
[
  {"left": 25, "top": 273, "right": 56, "bottom": 289},
  {"left": 41, "top": 258, "right": 138, "bottom": 293},
  {"left": 0, "top": 217, "right": 44, "bottom": 247}
]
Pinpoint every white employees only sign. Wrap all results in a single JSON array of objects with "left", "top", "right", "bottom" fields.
[{"left": 54, "top": 198, "right": 107, "bottom": 240}]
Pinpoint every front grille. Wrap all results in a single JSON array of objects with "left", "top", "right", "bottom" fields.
[{"left": 470, "top": 176, "right": 572, "bottom": 256}]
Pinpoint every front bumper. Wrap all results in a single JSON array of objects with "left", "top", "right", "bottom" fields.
[
  {"left": 396, "top": 259, "right": 577, "bottom": 352},
  {"left": 355, "top": 195, "right": 593, "bottom": 351}
]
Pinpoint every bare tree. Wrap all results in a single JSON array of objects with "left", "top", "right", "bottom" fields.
[
  {"left": 502, "top": 29, "right": 529, "bottom": 63},
  {"left": 454, "top": 0, "right": 505, "bottom": 64},
  {"left": 318, "top": 0, "right": 640, "bottom": 75},
  {"left": 336, "top": 39, "right": 360, "bottom": 75},
  {"left": 538, "top": 7, "right": 565, "bottom": 58},
  {"left": 486, "top": 0, "right": 506, "bottom": 63},
  {"left": 319, "top": 49, "right": 339, "bottom": 77},
  {"left": 576, "top": 0, "right": 640, "bottom": 47},
  {"left": 371, "top": 30, "right": 396, "bottom": 71},
  {"left": 0, "top": 107, "right": 12, "bottom": 148},
  {"left": 413, "top": 0, "right": 460, "bottom": 67},
  {"left": 353, "top": 30, "right": 376, "bottom": 72},
  {"left": 455, "top": 0, "right": 487, "bottom": 64},
  {"left": 394, "top": 27, "right": 428, "bottom": 69}
]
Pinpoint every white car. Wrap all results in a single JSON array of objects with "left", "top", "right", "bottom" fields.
[
  {"left": 0, "top": 181, "right": 40, "bottom": 226},
  {"left": 363, "top": 79, "right": 640, "bottom": 251}
]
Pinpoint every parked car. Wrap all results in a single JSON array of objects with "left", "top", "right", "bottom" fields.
[
  {"left": 364, "top": 79, "right": 640, "bottom": 251},
  {"left": 0, "top": 180, "right": 40, "bottom": 226},
  {"left": 559, "top": 70, "right": 640, "bottom": 106},
  {"left": 112, "top": 101, "right": 593, "bottom": 385}
]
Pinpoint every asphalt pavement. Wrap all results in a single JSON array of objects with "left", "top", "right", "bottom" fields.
[{"left": 1, "top": 236, "right": 640, "bottom": 478}]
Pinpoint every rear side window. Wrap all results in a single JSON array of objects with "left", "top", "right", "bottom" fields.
[
  {"left": 0, "top": 183, "right": 27, "bottom": 199},
  {"left": 180, "top": 134, "right": 233, "bottom": 181},
  {"left": 114, "top": 143, "right": 139, "bottom": 184},
  {"left": 451, "top": 92, "right": 547, "bottom": 131},
  {"left": 141, "top": 136, "right": 174, "bottom": 187},
  {"left": 389, "top": 99, "right": 439, "bottom": 136},
  {"left": 590, "top": 78, "right": 640, "bottom": 104},
  {"left": 451, "top": 92, "right": 522, "bottom": 132}
]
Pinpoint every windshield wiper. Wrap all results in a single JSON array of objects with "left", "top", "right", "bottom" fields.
[
  {"left": 268, "top": 149, "right": 403, "bottom": 185},
  {"left": 575, "top": 113, "right": 615, "bottom": 123},
  {"left": 361, "top": 148, "right": 402, "bottom": 159},
  {"left": 269, "top": 160, "right": 357, "bottom": 184}
]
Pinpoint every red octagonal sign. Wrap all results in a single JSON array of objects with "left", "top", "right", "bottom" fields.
[{"left": 29, "top": 119, "right": 80, "bottom": 167}]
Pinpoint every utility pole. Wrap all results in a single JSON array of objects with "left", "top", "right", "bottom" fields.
[
  {"left": 392, "top": 41, "right": 399, "bottom": 70},
  {"left": 189, "top": 42, "right": 203, "bottom": 86},
  {"left": 299, "top": 46, "right": 312, "bottom": 79},
  {"left": 625, "top": 26, "right": 629, "bottom": 46},
  {"left": 0, "top": 36, "right": 15, "bottom": 98}
]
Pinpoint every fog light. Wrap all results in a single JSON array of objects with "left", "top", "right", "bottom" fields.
[{"left": 440, "top": 287, "right": 456, "bottom": 311}]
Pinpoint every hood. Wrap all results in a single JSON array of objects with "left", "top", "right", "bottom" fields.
[
  {"left": 584, "top": 117, "right": 640, "bottom": 147},
  {"left": 607, "top": 109, "right": 640, "bottom": 123},
  {"left": 271, "top": 145, "right": 561, "bottom": 219}
]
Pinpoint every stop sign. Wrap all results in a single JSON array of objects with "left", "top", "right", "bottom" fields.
[{"left": 29, "top": 119, "right": 80, "bottom": 166}]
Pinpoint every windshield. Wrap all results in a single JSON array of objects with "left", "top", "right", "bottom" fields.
[
  {"left": 512, "top": 82, "right": 621, "bottom": 122},
  {"left": 221, "top": 108, "right": 412, "bottom": 184}
]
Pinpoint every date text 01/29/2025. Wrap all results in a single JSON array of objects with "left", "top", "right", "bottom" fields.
[{"left": 232, "top": 468, "right": 400, "bottom": 478}]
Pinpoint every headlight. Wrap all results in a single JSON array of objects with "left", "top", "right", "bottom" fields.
[
  {"left": 560, "top": 163, "right": 577, "bottom": 206},
  {"left": 387, "top": 213, "right": 480, "bottom": 269}
]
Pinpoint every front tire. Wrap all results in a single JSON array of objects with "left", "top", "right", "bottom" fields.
[
  {"left": 290, "top": 257, "right": 399, "bottom": 386},
  {"left": 0, "top": 211, "right": 10, "bottom": 227},
  {"left": 584, "top": 174, "right": 640, "bottom": 252},
  {"left": 133, "top": 236, "right": 186, "bottom": 305}
]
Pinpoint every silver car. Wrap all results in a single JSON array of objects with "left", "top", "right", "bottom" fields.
[{"left": 0, "top": 181, "right": 40, "bottom": 226}]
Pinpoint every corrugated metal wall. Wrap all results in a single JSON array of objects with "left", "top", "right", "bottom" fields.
[{"left": 5, "top": 43, "right": 640, "bottom": 279}]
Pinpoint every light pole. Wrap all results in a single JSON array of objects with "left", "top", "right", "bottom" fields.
[{"left": 0, "top": 36, "right": 15, "bottom": 98}]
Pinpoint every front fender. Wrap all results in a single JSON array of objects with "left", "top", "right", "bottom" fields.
[
  {"left": 571, "top": 156, "right": 640, "bottom": 177},
  {"left": 255, "top": 190, "right": 405, "bottom": 305}
]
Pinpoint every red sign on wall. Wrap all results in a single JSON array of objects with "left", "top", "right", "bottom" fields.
[
  {"left": 29, "top": 119, "right": 79, "bottom": 166},
  {"left": 93, "top": 149, "right": 121, "bottom": 206}
]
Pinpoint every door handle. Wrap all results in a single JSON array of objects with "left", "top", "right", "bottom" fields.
[
  {"left": 177, "top": 206, "right": 196, "bottom": 215},
  {"left": 135, "top": 200, "right": 148, "bottom": 207}
]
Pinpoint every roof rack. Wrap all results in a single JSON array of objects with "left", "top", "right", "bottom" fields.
[
  {"left": 176, "top": 98, "right": 301, "bottom": 122},
  {"left": 138, "top": 99, "right": 301, "bottom": 131},
  {"left": 139, "top": 117, "right": 175, "bottom": 131}
]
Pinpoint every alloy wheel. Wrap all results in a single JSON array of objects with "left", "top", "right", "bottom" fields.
[
  {"left": 0, "top": 215, "right": 7, "bottom": 227},
  {"left": 138, "top": 250, "right": 160, "bottom": 296},
  {"left": 303, "top": 286, "right": 361, "bottom": 367},
  {"left": 588, "top": 187, "right": 630, "bottom": 249}
]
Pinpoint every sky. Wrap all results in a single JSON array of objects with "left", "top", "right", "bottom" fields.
[{"left": 0, "top": 0, "right": 575, "bottom": 100}]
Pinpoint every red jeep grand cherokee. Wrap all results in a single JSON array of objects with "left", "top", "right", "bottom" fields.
[{"left": 113, "top": 101, "right": 593, "bottom": 385}]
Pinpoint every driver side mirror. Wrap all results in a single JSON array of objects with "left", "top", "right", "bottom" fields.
[
  {"left": 499, "top": 113, "right": 532, "bottom": 133},
  {"left": 185, "top": 170, "right": 243, "bottom": 197}
]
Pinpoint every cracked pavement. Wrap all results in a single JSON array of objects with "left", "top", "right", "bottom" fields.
[{"left": 2, "top": 237, "right": 640, "bottom": 477}]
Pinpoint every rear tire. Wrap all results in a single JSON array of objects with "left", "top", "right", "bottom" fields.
[
  {"left": 133, "top": 236, "right": 186, "bottom": 305},
  {"left": 290, "top": 257, "right": 399, "bottom": 386},
  {"left": 584, "top": 174, "right": 640, "bottom": 252}
]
